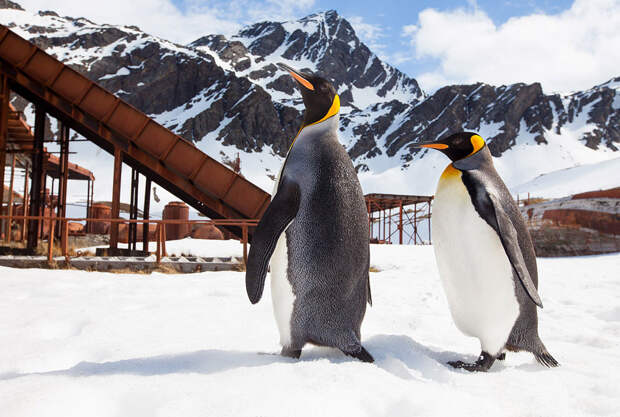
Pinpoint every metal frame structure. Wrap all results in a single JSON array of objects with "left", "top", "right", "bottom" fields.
[
  {"left": 0, "top": 25, "right": 270, "bottom": 252},
  {"left": 365, "top": 193, "right": 433, "bottom": 245}
]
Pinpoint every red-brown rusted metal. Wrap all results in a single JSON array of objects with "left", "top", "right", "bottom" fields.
[
  {"left": 89, "top": 203, "right": 111, "bottom": 234},
  {"left": 0, "top": 26, "right": 270, "bottom": 238},
  {"left": 365, "top": 193, "right": 433, "bottom": 245},
  {"left": 163, "top": 201, "right": 190, "bottom": 241}
]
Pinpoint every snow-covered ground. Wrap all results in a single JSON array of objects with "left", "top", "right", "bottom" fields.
[
  {"left": 1, "top": 243, "right": 619, "bottom": 416},
  {"left": 512, "top": 156, "right": 620, "bottom": 199}
]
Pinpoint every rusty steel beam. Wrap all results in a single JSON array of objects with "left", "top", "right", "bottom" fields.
[
  {"left": 110, "top": 147, "right": 122, "bottom": 249},
  {"left": 27, "top": 106, "right": 44, "bottom": 249},
  {"left": 0, "top": 74, "right": 7, "bottom": 236},
  {"left": 0, "top": 26, "right": 271, "bottom": 239},
  {"left": 142, "top": 177, "right": 151, "bottom": 252}
]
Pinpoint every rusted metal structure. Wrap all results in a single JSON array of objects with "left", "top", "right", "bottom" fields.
[
  {"left": 0, "top": 26, "right": 270, "bottom": 254},
  {"left": 1, "top": 102, "right": 94, "bottom": 244},
  {"left": 365, "top": 193, "right": 433, "bottom": 244}
]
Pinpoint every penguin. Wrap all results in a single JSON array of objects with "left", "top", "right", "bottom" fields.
[
  {"left": 415, "top": 132, "right": 558, "bottom": 372},
  {"left": 245, "top": 63, "right": 373, "bottom": 363}
]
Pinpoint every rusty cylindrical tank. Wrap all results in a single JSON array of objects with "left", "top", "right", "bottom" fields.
[
  {"left": 89, "top": 203, "right": 111, "bottom": 234},
  {"left": 163, "top": 201, "right": 190, "bottom": 241}
]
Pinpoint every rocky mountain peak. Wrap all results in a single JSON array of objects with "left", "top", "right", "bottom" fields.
[
  {"left": 1, "top": 4, "right": 617, "bottom": 194},
  {"left": 0, "top": 0, "right": 23, "bottom": 11}
]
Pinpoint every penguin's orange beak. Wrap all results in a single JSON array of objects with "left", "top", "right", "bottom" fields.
[
  {"left": 414, "top": 141, "right": 448, "bottom": 149},
  {"left": 277, "top": 63, "right": 314, "bottom": 91}
]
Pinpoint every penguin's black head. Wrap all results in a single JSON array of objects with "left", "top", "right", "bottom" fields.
[
  {"left": 277, "top": 63, "right": 339, "bottom": 127},
  {"left": 414, "top": 132, "right": 486, "bottom": 161}
]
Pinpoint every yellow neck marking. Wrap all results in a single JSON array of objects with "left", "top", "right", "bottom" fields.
[
  {"left": 468, "top": 134, "right": 485, "bottom": 156},
  {"left": 440, "top": 163, "right": 461, "bottom": 180},
  {"left": 288, "top": 94, "right": 340, "bottom": 152}
]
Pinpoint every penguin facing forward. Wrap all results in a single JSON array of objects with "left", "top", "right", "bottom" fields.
[
  {"left": 415, "top": 132, "right": 558, "bottom": 372},
  {"left": 245, "top": 63, "right": 373, "bottom": 363}
]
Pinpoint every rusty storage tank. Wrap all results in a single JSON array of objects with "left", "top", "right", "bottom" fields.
[
  {"left": 89, "top": 203, "right": 111, "bottom": 234},
  {"left": 163, "top": 201, "right": 190, "bottom": 240}
]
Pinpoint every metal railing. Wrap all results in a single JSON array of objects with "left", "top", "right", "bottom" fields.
[{"left": 0, "top": 214, "right": 258, "bottom": 266}]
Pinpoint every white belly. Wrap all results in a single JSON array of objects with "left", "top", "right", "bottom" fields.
[
  {"left": 269, "top": 167, "right": 295, "bottom": 348},
  {"left": 270, "top": 229, "right": 295, "bottom": 347},
  {"left": 431, "top": 168, "right": 519, "bottom": 356}
]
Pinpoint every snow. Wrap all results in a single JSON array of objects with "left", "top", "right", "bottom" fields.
[
  {"left": 511, "top": 157, "right": 620, "bottom": 198},
  {"left": 1, "top": 242, "right": 619, "bottom": 416},
  {"left": 98, "top": 67, "right": 130, "bottom": 80}
]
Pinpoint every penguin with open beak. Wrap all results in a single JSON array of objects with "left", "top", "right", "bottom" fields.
[
  {"left": 416, "top": 132, "right": 558, "bottom": 371},
  {"left": 245, "top": 63, "right": 373, "bottom": 362}
]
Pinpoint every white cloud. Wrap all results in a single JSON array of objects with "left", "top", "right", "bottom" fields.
[
  {"left": 16, "top": 0, "right": 316, "bottom": 44},
  {"left": 347, "top": 15, "right": 387, "bottom": 56},
  {"left": 403, "top": 0, "right": 620, "bottom": 93}
]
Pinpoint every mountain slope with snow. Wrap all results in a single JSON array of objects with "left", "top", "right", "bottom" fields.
[{"left": 0, "top": 1, "right": 618, "bottom": 200}]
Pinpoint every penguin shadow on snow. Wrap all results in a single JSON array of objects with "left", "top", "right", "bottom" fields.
[{"left": 0, "top": 349, "right": 297, "bottom": 380}]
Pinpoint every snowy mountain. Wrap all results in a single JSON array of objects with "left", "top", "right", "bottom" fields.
[{"left": 1, "top": 1, "right": 619, "bottom": 197}]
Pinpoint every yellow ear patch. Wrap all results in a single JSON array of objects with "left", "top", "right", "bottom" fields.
[
  {"left": 287, "top": 95, "right": 340, "bottom": 152},
  {"left": 469, "top": 134, "right": 485, "bottom": 156},
  {"left": 308, "top": 94, "right": 340, "bottom": 126}
]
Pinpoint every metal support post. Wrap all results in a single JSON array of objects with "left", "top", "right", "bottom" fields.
[{"left": 110, "top": 147, "right": 122, "bottom": 249}]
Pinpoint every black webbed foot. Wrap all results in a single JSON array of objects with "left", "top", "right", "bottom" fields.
[
  {"left": 448, "top": 351, "right": 496, "bottom": 372},
  {"left": 497, "top": 352, "right": 506, "bottom": 361},
  {"left": 281, "top": 347, "right": 302, "bottom": 359}
]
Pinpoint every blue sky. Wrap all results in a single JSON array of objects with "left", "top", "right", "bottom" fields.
[{"left": 17, "top": 0, "right": 620, "bottom": 93}]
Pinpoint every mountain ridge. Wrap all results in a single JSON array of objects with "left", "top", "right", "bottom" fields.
[{"left": 1, "top": 1, "right": 618, "bottom": 196}]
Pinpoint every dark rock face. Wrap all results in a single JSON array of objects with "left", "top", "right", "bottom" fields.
[
  {"left": 0, "top": 0, "right": 23, "bottom": 11},
  {"left": 4, "top": 5, "right": 618, "bottom": 171}
]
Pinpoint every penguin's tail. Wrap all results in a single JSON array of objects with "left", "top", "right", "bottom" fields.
[{"left": 533, "top": 340, "right": 559, "bottom": 368}]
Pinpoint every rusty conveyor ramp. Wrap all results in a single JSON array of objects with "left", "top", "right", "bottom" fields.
[{"left": 0, "top": 26, "right": 270, "bottom": 238}]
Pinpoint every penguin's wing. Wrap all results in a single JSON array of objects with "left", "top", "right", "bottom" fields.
[
  {"left": 245, "top": 176, "right": 300, "bottom": 304},
  {"left": 487, "top": 192, "right": 544, "bottom": 308}
]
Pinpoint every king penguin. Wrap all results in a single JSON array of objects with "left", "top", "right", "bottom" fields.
[
  {"left": 245, "top": 63, "right": 373, "bottom": 363},
  {"left": 415, "top": 132, "right": 558, "bottom": 372}
]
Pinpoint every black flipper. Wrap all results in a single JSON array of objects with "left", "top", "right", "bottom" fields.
[
  {"left": 487, "top": 193, "right": 543, "bottom": 308},
  {"left": 245, "top": 177, "right": 300, "bottom": 304},
  {"left": 457, "top": 150, "right": 543, "bottom": 308},
  {"left": 367, "top": 274, "right": 372, "bottom": 306},
  {"left": 344, "top": 346, "right": 374, "bottom": 363},
  {"left": 448, "top": 351, "right": 495, "bottom": 372}
]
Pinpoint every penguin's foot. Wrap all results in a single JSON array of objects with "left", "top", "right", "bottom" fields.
[
  {"left": 448, "top": 351, "right": 495, "bottom": 372},
  {"left": 497, "top": 352, "right": 506, "bottom": 361},
  {"left": 280, "top": 347, "right": 302, "bottom": 359},
  {"left": 343, "top": 346, "right": 374, "bottom": 363}
]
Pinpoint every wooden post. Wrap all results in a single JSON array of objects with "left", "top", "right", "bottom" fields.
[
  {"left": 242, "top": 224, "right": 248, "bottom": 265},
  {"left": 0, "top": 75, "right": 8, "bottom": 238},
  {"left": 110, "top": 147, "right": 122, "bottom": 249},
  {"left": 6, "top": 153, "right": 15, "bottom": 242},
  {"left": 27, "top": 106, "right": 45, "bottom": 250},
  {"left": 399, "top": 201, "right": 403, "bottom": 245},
  {"left": 142, "top": 178, "right": 151, "bottom": 252}
]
